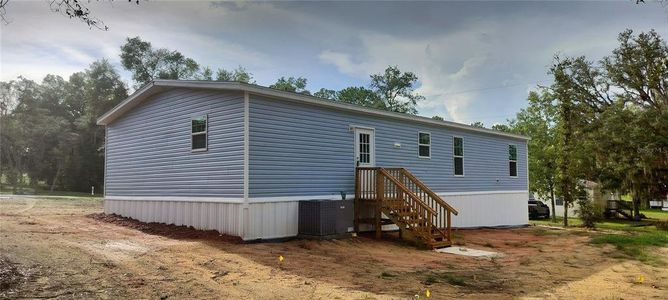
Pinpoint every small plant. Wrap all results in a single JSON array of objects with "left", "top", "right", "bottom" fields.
[{"left": 575, "top": 197, "right": 602, "bottom": 229}]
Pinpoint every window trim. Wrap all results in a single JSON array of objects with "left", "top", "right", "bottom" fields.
[
  {"left": 509, "top": 144, "right": 518, "bottom": 178},
  {"left": 417, "top": 131, "right": 431, "bottom": 159},
  {"left": 191, "top": 114, "right": 208, "bottom": 152},
  {"left": 453, "top": 136, "right": 465, "bottom": 177}
]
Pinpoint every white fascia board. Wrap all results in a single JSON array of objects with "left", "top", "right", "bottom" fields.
[{"left": 97, "top": 80, "right": 530, "bottom": 141}]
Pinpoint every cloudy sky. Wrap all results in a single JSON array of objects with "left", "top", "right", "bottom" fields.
[{"left": 1, "top": 1, "right": 667, "bottom": 125}]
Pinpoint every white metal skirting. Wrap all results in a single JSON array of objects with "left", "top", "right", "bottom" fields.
[
  {"left": 245, "top": 202, "right": 299, "bottom": 240},
  {"left": 104, "top": 199, "right": 299, "bottom": 240},
  {"left": 441, "top": 191, "right": 529, "bottom": 227},
  {"left": 103, "top": 191, "right": 527, "bottom": 240},
  {"left": 104, "top": 199, "right": 243, "bottom": 237}
]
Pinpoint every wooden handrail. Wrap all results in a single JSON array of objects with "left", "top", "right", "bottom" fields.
[
  {"left": 398, "top": 168, "right": 459, "bottom": 215},
  {"left": 378, "top": 168, "right": 437, "bottom": 215},
  {"left": 378, "top": 168, "right": 448, "bottom": 244},
  {"left": 354, "top": 166, "right": 458, "bottom": 248}
]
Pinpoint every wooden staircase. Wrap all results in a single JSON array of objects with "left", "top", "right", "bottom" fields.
[{"left": 354, "top": 167, "right": 459, "bottom": 249}]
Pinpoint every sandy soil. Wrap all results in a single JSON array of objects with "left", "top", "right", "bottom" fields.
[{"left": 1, "top": 196, "right": 667, "bottom": 299}]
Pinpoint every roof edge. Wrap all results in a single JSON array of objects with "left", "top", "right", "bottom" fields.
[{"left": 97, "top": 80, "right": 530, "bottom": 140}]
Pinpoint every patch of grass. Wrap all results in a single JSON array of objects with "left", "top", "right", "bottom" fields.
[
  {"left": 592, "top": 231, "right": 668, "bottom": 248},
  {"left": 591, "top": 231, "right": 668, "bottom": 265},
  {"left": 642, "top": 209, "right": 668, "bottom": 221},
  {"left": 532, "top": 217, "right": 583, "bottom": 227}
]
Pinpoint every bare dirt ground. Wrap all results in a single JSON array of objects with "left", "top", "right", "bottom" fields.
[{"left": 1, "top": 196, "right": 667, "bottom": 299}]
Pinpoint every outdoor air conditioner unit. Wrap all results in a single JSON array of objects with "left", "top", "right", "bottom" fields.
[{"left": 298, "top": 199, "right": 353, "bottom": 239}]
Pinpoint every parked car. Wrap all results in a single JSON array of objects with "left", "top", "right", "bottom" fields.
[{"left": 528, "top": 200, "right": 550, "bottom": 219}]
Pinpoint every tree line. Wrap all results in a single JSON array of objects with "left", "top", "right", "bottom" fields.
[
  {"left": 0, "top": 36, "right": 423, "bottom": 193},
  {"left": 499, "top": 29, "right": 668, "bottom": 224}
]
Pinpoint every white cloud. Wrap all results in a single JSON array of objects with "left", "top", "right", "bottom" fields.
[
  {"left": 317, "top": 28, "right": 500, "bottom": 122},
  {"left": 0, "top": 1, "right": 274, "bottom": 84},
  {"left": 2, "top": 1, "right": 667, "bottom": 126}
]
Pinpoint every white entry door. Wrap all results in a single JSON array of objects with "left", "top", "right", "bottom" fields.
[{"left": 354, "top": 128, "right": 375, "bottom": 167}]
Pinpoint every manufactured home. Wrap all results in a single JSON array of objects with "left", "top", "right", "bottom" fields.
[{"left": 97, "top": 80, "right": 529, "bottom": 247}]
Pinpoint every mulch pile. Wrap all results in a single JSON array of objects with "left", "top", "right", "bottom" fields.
[{"left": 87, "top": 213, "right": 243, "bottom": 243}]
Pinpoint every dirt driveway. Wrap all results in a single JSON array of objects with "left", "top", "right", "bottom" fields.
[{"left": 1, "top": 196, "right": 667, "bottom": 299}]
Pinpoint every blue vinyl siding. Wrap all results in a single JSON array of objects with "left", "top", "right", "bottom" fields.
[
  {"left": 249, "top": 95, "right": 528, "bottom": 197},
  {"left": 105, "top": 89, "right": 244, "bottom": 197}
]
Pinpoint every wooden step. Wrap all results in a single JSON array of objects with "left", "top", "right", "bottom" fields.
[
  {"left": 431, "top": 233, "right": 445, "bottom": 240},
  {"left": 390, "top": 211, "right": 419, "bottom": 218},
  {"left": 430, "top": 240, "right": 452, "bottom": 249}
]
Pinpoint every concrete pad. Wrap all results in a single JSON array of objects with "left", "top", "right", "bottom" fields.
[{"left": 436, "top": 246, "right": 504, "bottom": 258}]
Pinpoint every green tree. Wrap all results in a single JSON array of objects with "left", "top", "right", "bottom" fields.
[
  {"left": 335, "top": 86, "right": 383, "bottom": 109},
  {"left": 491, "top": 124, "right": 511, "bottom": 132},
  {"left": 120, "top": 37, "right": 200, "bottom": 87},
  {"left": 549, "top": 57, "right": 597, "bottom": 226},
  {"left": 199, "top": 67, "right": 214, "bottom": 81},
  {"left": 510, "top": 90, "right": 560, "bottom": 222},
  {"left": 313, "top": 88, "right": 336, "bottom": 100},
  {"left": 270, "top": 77, "right": 310, "bottom": 95},
  {"left": 548, "top": 30, "right": 668, "bottom": 220},
  {"left": 598, "top": 30, "right": 668, "bottom": 215},
  {"left": 2, "top": 76, "right": 75, "bottom": 192},
  {"left": 1, "top": 60, "right": 128, "bottom": 193},
  {"left": 65, "top": 60, "right": 127, "bottom": 192},
  {"left": 216, "top": 66, "right": 254, "bottom": 83},
  {"left": 470, "top": 121, "right": 485, "bottom": 128},
  {"left": 431, "top": 115, "right": 445, "bottom": 121},
  {"left": 369, "top": 66, "right": 424, "bottom": 114}
]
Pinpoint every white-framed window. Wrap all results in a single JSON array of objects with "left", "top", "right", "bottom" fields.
[
  {"left": 453, "top": 136, "right": 464, "bottom": 176},
  {"left": 418, "top": 132, "right": 431, "bottom": 158},
  {"left": 509, "top": 144, "right": 518, "bottom": 177},
  {"left": 191, "top": 115, "right": 207, "bottom": 151}
]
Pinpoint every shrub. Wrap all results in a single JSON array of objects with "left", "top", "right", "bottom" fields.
[{"left": 576, "top": 197, "right": 602, "bottom": 229}]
